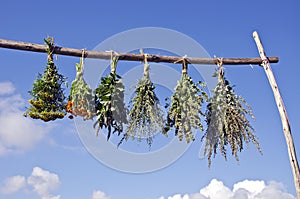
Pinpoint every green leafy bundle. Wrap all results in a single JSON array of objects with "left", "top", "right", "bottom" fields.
[
  {"left": 24, "top": 38, "right": 66, "bottom": 122},
  {"left": 119, "top": 58, "right": 164, "bottom": 147},
  {"left": 67, "top": 55, "right": 94, "bottom": 120},
  {"left": 94, "top": 56, "right": 127, "bottom": 140},
  {"left": 202, "top": 67, "right": 262, "bottom": 167},
  {"left": 163, "top": 65, "right": 208, "bottom": 143}
]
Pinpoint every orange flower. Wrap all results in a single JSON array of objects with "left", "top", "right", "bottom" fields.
[
  {"left": 67, "top": 101, "right": 73, "bottom": 107},
  {"left": 79, "top": 99, "right": 85, "bottom": 105},
  {"left": 66, "top": 101, "right": 73, "bottom": 113}
]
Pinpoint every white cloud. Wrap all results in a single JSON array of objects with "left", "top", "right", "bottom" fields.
[
  {"left": 0, "top": 175, "right": 26, "bottom": 194},
  {"left": 0, "top": 167, "right": 61, "bottom": 199},
  {"left": 189, "top": 193, "right": 207, "bottom": 199},
  {"left": 233, "top": 179, "right": 265, "bottom": 198},
  {"left": 92, "top": 190, "right": 110, "bottom": 199},
  {"left": 200, "top": 179, "right": 232, "bottom": 199},
  {"left": 159, "top": 179, "right": 296, "bottom": 199},
  {"left": 0, "top": 82, "right": 15, "bottom": 95},
  {"left": 27, "top": 167, "right": 61, "bottom": 199},
  {"left": 256, "top": 181, "right": 296, "bottom": 199},
  {"left": 0, "top": 82, "right": 52, "bottom": 155}
]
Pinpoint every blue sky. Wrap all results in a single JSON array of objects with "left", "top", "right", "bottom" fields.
[{"left": 0, "top": 1, "right": 299, "bottom": 199}]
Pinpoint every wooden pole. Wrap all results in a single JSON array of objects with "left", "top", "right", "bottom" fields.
[
  {"left": 253, "top": 31, "right": 300, "bottom": 199},
  {"left": 0, "top": 38, "right": 279, "bottom": 65}
]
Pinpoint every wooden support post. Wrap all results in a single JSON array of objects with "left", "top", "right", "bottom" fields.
[
  {"left": 253, "top": 31, "right": 300, "bottom": 199},
  {"left": 0, "top": 38, "right": 279, "bottom": 66}
]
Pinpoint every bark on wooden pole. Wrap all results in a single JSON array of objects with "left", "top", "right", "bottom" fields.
[
  {"left": 253, "top": 31, "right": 300, "bottom": 199},
  {"left": 0, "top": 38, "right": 278, "bottom": 66}
]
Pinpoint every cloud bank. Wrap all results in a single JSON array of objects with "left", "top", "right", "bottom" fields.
[
  {"left": 0, "top": 82, "right": 15, "bottom": 95},
  {"left": 0, "top": 81, "right": 51, "bottom": 155},
  {"left": 27, "top": 167, "right": 61, "bottom": 199},
  {"left": 1, "top": 171, "right": 295, "bottom": 199},
  {"left": 159, "top": 179, "right": 295, "bottom": 199},
  {"left": 0, "top": 167, "right": 61, "bottom": 199},
  {"left": 0, "top": 175, "right": 26, "bottom": 194}
]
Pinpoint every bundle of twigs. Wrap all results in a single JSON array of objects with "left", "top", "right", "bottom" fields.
[
  {"left": 119, "top": 54, "right": 164, "bottom": 147},
  {"left": 163, "top": 60, "right": 208, "bottom": 143},
  {"left": 24, "top": 38, "right": 66, "bottom": 122},
  {"left": 202, "top": 61, "right": 262, "bottom": 167},
  {"left": 66, "top": 50, "right": 94, "bottom": 120},
  {"left": 94, "top": 55, "right": 127, "bottom": 140}
]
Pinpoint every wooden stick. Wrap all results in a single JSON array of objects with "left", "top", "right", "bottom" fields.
[
  {"left": 253, "top": 31, "right": 300, "bottom": 199},
  {"left": 0, "top": 38, "right": 279, "bottom": 66}
]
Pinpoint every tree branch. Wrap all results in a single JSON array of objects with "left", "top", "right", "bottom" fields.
[
  {"left": 253, "top": 31, "right": 300, "bottom": 199},
  {"left": 0, "top": 38, "right": 279, "bottom": 66}
]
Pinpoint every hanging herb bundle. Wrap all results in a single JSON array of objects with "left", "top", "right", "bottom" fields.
[
  {"left": 202, "top": 61, "right": 262, "bottom": 167},
  {"left": 24, "top": 37, "right": 66, "bottom": 122},
  {"left": 163, "top": 60, "right": 208, "bottom": 143},
  {"left": 119, "top": 54, "right": 164, "bottom": 147},
  {"left": 66, "top": 50, "right": 94, "bottom": 120},
  {"left": 94, "top": 55, "right": 127, "bottom": 140}
]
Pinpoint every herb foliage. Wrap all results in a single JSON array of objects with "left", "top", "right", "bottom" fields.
[
  {"left": 94, "top": 56, "right": 127, "bottom": 140},
  {"left": 163, "top": 63, "right": 208, "bottom": 143},
  {"left": 67, "top": 53, "right": 94, "bottom": 120},
  {"left": 24, "top": 38, "right": 66, "bottom": 122},
  {"left": 202, "top": 66, "right": 262, "bottom": 167},
  {"left": 119, "top": 56, "right": 164, "bottom": 147}
]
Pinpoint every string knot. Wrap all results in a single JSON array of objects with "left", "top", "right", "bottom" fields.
[
  {"left": 76, "top": 49, "right": 86, "bottom": 78},
  {"left": 174, "top": 55, "right": 188, "bottom": 75},
  {"left": 261, "top": 56, "right": 269, "bottom": 66},
  {"left": 215, "top": 56, "right": 223, "bottom": 67},
  {"left": 143, "top": 53, "right": 150, "bottom": 78},
  {"left": 110, "top": 51, "right": 119, "bottom": 74}
]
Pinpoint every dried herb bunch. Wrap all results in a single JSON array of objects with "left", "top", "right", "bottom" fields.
[
  {"left": 66, "top": 51, "right": 94, "bottom": 120},
  {"left": 163, "top": 61, "right": 208, "bottom": 143},
  {"left": 24, "top": 37, "right": 66, "bottom": 122},
  {"left": 119, "top": 54, "right": 164, "bottom": 147},
  {"left": 202, "top": 64, "right": 262, "bottom": 167},
  {"left": 94, "top": 56, "right": 127, "bottom": 140}
]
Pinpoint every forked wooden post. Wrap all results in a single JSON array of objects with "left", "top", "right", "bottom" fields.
[{"left": 253, "top": 31, "right": 300, "bottom": 199}]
